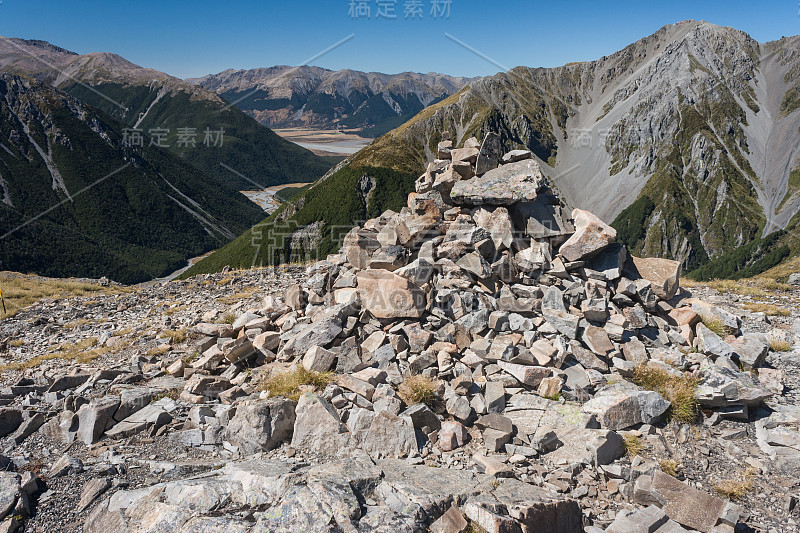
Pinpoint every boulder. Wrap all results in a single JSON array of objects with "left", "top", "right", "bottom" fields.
[
  {"left": 475, "top": 132, "right": 502, "bottom": 175},
  {"left": 627, "top": 256, "right": 681, "bottom": 300},
  {"left": 559, "top": 209, "right": 616, "bottom": 262},
  {"left": 635, "top": 471, "right": 733, "bottom": 533},
  {"left": 696, "top": 363, "right": 773, "bottom": 407},
  {"left": 291, "top": 393, "right": 349, "bottom": 456},
  {"left": 450, "top": 159, "right": 545, "bottom": 205},
  {"left": 223, "top": 398, "right": 295, "bottom": 454},
  {"left": 357, "top": 270, "right": 426, "bottom": 319}
]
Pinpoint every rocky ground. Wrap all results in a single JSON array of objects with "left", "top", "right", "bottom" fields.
[{"left": 0, "top": 133, "right": 797, "bottom": 533}]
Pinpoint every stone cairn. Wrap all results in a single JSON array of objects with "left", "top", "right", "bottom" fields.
[{"left": 27, "top": 132, "right": 781, "bottom": 532}]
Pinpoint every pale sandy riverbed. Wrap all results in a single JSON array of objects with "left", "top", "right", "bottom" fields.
[{"left": 274, "top": 127, "right": 371, "bottom": 156}]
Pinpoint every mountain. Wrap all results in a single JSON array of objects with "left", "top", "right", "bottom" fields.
[
  {"left": 186, "top": 21, "right": 800, "bottom": 279},
  {"left": 188, "top": 66, "right": 476, "bottom": 137},
  {"left": 0, "top": 38, "right": 335, "bottom": 189},
  {"left": 0, "top": 73, "right": 266, "bottom": 283}
]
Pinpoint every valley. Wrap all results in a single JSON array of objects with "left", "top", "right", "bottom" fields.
[{"left": 273, "top": 127, "right": 372, "bottom": 156}]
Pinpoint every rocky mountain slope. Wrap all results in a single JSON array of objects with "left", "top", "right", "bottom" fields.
[
  {"left": 189, "top": 66, "right": 475, "bottom": 136},
  {"left": 0, "top": 133, "right": 798, "bottom": 532},
  {"left": 0, "top": 38, "right": 335, "bottom": 189},
  {"left": 225, "top": 20, "right": 800, "bottom": 279},
  {"left": 0, "top": 73, "right": 265, "bottom": 283}
]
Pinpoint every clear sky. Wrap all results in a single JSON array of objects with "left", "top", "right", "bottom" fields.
[{"left": 0, "top": 0, "right": 798, "bottom": 79}]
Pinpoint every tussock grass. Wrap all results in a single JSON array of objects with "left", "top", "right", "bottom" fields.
[
  {"left": 220, "top": 312, "right": 237, "bottom": 325},
  {"left": 714, "top": 468, "right": 756, "bottom": 500},
  {"left": 159, "top": 328, "right": 187, "bottom": 344},
  {"left": 681, "top": 277, "right": 793, "bottom": 298},
  {"left": 623, "top": 434, "right": 644, "bottom": 458},
  {"left": 769, "top": 339, "right": 792, "bottom": 352},
  {"left": 398, "top": 375, "right": 437, "bottom": 407},
  {"left": 153, "top": 388, "right": 181, "bottom": 401},
  {"left": 742, "top": 303, "right": 791, "bottom": 316},
  {"left": 0, "top": 272, "right": 128, "bottom": 320},
  {"left": 700, "top": 315, "right": 727, "bottom": 337},
  {"left": 633, "top": 365, "right": 699, "bottom": 424},
  {"left": 147, "top": 345, "right": 170, "bottom": 357},
  {"left": 216, "top": 288, "right": 259, "bottom": 305},
  {"left": 8, "top": 339, "right": 23, "bottom": 348},
  {"left": 259, "top": 367, "right": 334, "bottom": 401},
  {"left": 0, "top": 336, "right": 129, "bottom": 371},
  {"left": 659, "top": 459, "right": 680, "bottom": 477}
]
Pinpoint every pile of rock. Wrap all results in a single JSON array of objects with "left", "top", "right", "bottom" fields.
[{"left": 0, "top": 132, "right": 790, "bottom": 532}]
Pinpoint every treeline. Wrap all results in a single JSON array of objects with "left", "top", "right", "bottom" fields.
[
  {"left": 182, "top": 165, "right": 415, "bottom": 277},
  {"left": 686, "top": 231, "right": 790, "bottom": 281}
]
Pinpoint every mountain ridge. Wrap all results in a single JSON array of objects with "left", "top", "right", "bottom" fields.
[
  {"left": 0, "top": 36, "right": 335, "bottom": 190},
  {"left": 188, "top": 20, "right": 800, "bottom": 278},
  {"left": 189, "top": 64, "right": 476, "bottom": 136}
]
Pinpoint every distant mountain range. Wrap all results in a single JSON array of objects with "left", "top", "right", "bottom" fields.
[
  {"left": 0, "top": 37, "right": 335, "bottom": 190},
  {"left": 187, "top": 21, "right": 800, "bottom": 281},
  {"left": 188, "top": 66, "right": 475, "bottom": 137},
  {"left": 0, "top": 73, "right": 265, "bottom": 283}
]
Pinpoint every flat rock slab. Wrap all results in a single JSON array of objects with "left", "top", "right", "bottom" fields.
[{"left": 450, "top": 159, "right": 545, "bottom": 205}]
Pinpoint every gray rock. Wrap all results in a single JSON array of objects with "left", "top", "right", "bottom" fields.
[
  {"left": 485, "top": 381, "right": 506, "bottom": 414},
  {"left": 450, "top": 159, "right": 545, "bottom": 205},
  {"left": 0, "top": 473, "right": 20, "bottom": 522},
  {"left": 729, "top": 333, "right": 769, "bottom": 370},
  {"left": 291, "top": 393, "right": 350, "bottom": 456},
  {"left": 76, "top": 397, "right": 120, "bottom": 445},
  {"left": 281, "top": 318, "right": 342, "bottom": 359},
  {"left": 105, "top": 398, "right": 177, "bottom": 439},
  {"left": 224, "top": 397, "right": 296, "bottom": 454},
  {"left": 606, "top": 505, "right": 669, "bottom": 533},
  {"left": 542, "top": 286, "right": 580, "bottom": 339},
  {"left": 634, "top": 471, "right": 732, "bottom": 533},
  {"left": 0, "top": 410, "right": 22, "bottom": 438},
  {"left": 49, "top": 454, "right": 83, "bottom": 477},
  {"left": 403, "top": 403, "right": 441, "bottom": 433},
  {"left": 78, "top": 477, "right": 111, "bottom": 512},
  {"left": 475, "top": 132, "right": 502, "bottom": 175},
  {"left": 501, "top": 149, "right": 532, "bottom": 164},
  {"left": 696, "top": 363, "right": 773, "bottom": 407},
  {"left": 695, "top": 323, "right": 734, "bottom": 360},
  {"left": 512, "top": 195, "right": 574, "bottom": 239}
]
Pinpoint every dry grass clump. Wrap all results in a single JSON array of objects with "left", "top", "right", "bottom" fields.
[
  {"left": 633, "top": 365, "right": 699, "bottom": 424},
  {"left": 0, "top": 272, "right": 128, "bottom": 319},
  {"left": 147, "top": 345, "right": 171, "bottom": 357},
  {"left": 259, "top": 367, "right": 334, "bottom": 401},
  {"left": 623, "top": 434, "right": 645, "bottom": 458},
  {"left": 217, "top": 287, "right": 259, "bottom": 305},
  {"left": 681, "top": 277, "right": 792, "bottom": 298},
  {"left": 713, "top": 468, "right": 756, "bottom": 500},
  {"left": 0, "top": 336, "right": 127, "bottom": 371},
  {"left": 159, "top": 328, "right": 187, "bottom": 344},
  {"left": 769, "top": 339, "right": 792, "bottom": 352},
  {"left": 398, "top": 375, "right": 436, "bottom": 407},
  {"left": 220, "top": 312, "right": 237, "bottom": 325},
  {"left": 699, "top": 315, "right": 727, "bottom": 337},
  {"left": 153, "top": 388, "right": 181, "bottom": 401},
  {"left": 742, "top": 303, "right": 791, "bottom": 316},
  {"left": 659, "top": 459, "right": 680, "bottom": 477}
]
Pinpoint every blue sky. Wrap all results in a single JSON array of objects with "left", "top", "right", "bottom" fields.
[{"left": 1, "top": 0, "right": 798, "bottom": 79}]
